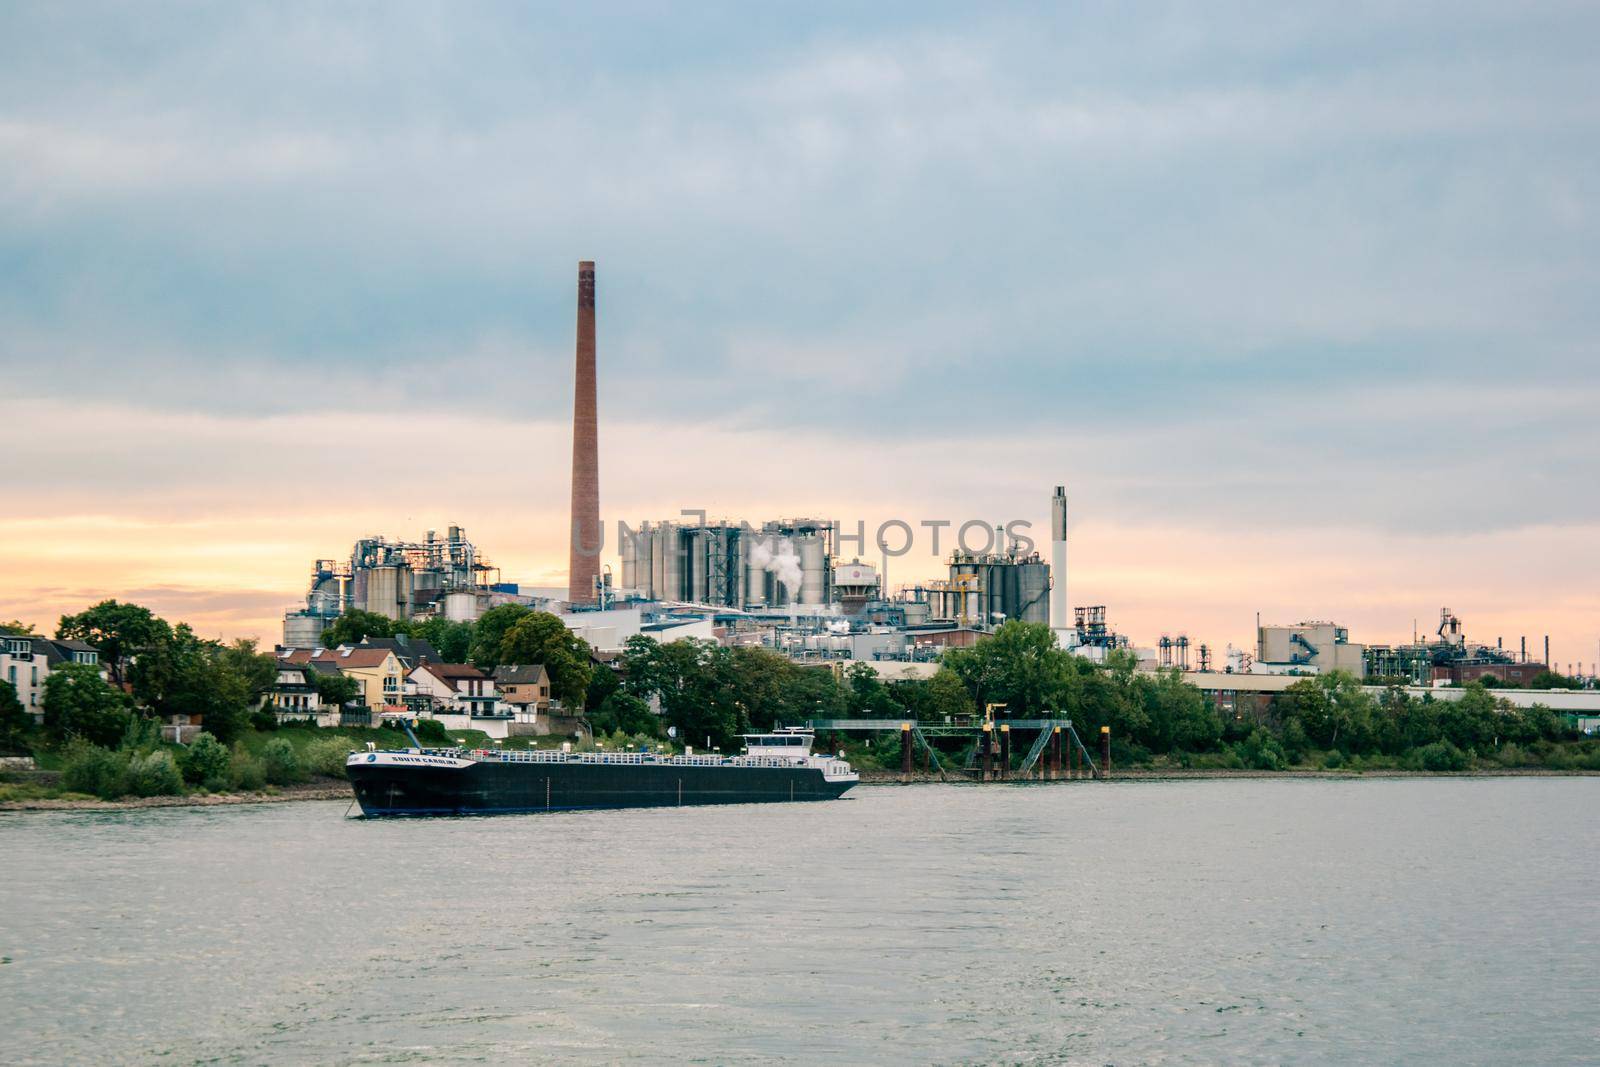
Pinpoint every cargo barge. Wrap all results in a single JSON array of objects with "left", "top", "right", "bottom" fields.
[{"left": 347, "top": 729, "right": 857, "bottom": 816}]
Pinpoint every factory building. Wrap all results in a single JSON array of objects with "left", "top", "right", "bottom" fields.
[
  {"left": 619, "top": 518, "right": 835, "bottom": 609},
  {"left": 913, "top": 546, "right": 1051, "bottom": 627},
  {"left": 282, "top": 525, "right": 530, "bottom": 645},
  {"left": 1255, "top": 621, "right": 1367, "bottom": 677}
]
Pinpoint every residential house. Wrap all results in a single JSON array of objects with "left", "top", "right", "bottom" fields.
[
  {"left": 492, "top": 664, "right": 550, "bottom": 713},
  {"left": 282, "top": 646, "right": 407, "bottom": 724},
  {"left": 408, "top": 662, "right": 508, "bottom": 738},
  {"left": 1, "top": 631, "right": 104, "bottom": 724},
  {"left": 268, "top": 661, "right": 333, "bottom": 726},
  {"left": 356, "top": 635, "right": 443, "bottom": 670}
]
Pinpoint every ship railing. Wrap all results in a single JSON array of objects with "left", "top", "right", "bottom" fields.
[{"left": 417, "top": 746, "right": 822, "bottom": 770}]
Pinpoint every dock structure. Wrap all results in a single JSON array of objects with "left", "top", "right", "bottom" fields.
[{"left": 805, "top": 718, "right": 1106, "bottom": 782}]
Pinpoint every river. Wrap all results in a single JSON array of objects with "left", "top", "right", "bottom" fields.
[{"left": 2, "top": 778, "right": 1597, "bottom": 1064}]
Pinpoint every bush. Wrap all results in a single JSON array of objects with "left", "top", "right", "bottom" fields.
[
  {"left": 179, "top": 732, "right": 232, "bottom": 788},
  {"left": 250, "top": 707, "right": 279, "bottom": 732},
  {"left": 1321, "top": 750, "right": 1345, "bottom": 770},
  {"left": 230, "top": 745, "right": 266, "bottom": 791},
  {"left": 304, "top": 737, "right": 356, "bottom": 778},
  {"left": 260, "top": 737, "right": 304, "bottom": 785},
  {"left": 124, "top": 750, "right": 183, "bottom": 797},
  {"left": 1414, "top": 741, "right": 1469, "bottom": 772},
  {"left": 60, "top": 743, "right": 129, "bottom": 799},
  {"left": 1235, "top": 728, "right": 1287, "bottom": 771}
]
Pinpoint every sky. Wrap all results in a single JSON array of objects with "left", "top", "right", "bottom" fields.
[{"left": 2, "top": 2, "right": 1597, "bottom": 667}]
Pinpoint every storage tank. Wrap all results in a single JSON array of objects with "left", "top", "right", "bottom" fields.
[
  {"left": 798, "top": 535, "right": 827, "bottom": 605},
  {"left": 620, "top": 528, "right": 637, "bottom": 593},
  {"left": 443, "top": 590, "right": 479, "bottom": 623},
  {"left": 633, "top": 524, "right": 653, "bottom": 598},
  {"left": 746, "top": 538, "right": 768, "bottom": 607},
  {"left": 649, "top": 523, "right": 666, "bottom": 598},
  {"left": 1015, "top": 559, "right": 1050, "bottom": 624},
  {"left": 688, "top": 528, "right": 708, "bottom": 603},
  {"left": 661, "top": 524, "right": 683, "bottom": 601},
  {"left": 282, "top": 611, "right": 325, "bottom": 647}
]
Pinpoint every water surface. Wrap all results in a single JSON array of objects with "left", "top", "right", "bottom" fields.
[{"left": 3, "top": 778, "right": 1597, "bottom": 1064}]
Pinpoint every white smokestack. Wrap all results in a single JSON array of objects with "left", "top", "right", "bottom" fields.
[{"left": 1050, "top": 485, "right": 1075, "bottom": 648}]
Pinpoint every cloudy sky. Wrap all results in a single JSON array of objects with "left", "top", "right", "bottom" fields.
[{"left": 2, "top": 2, "right": 1596, "bottom": 665}]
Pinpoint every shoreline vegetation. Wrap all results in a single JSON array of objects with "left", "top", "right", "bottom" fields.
[
  {"left": 4, "top": 767, "right": 1596, "bottom": 814},
  {"left": 5, "top": 602, "right": 1599, "bottom": 813}
]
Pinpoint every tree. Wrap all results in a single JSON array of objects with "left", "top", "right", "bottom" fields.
[
  {"left": 410, "top": 617, "right": 474, "bottom": 663},
  {"left": 498, "top": 612, "right": 593, "bottom": 707},
  {"left": 318, "top": 610, "right": 401, "bottom": 649},
  {"left": 924, "top": 667, "right": 976, "bottom": 721},
  {"left": 943, "top": 621, "right": 1080, "bottom": 716},
  {"left": 0, "top": 679, "right": 30, "bottom": 753},
  {"left": 57, "top": 600, "right": 169, "bottom": 686},
  {"left": 42, "top": 662, "right": 132, "bottom": 747},
  {"left": 179, "top": 732, "right": 232, "bottom": 789},
  {"left": 131, "top": 624, "right": 252, "bottom": 745},
  {"left": 468, "top": 604, "right": 533, "bottom": 668},
  {"left": 589, "top": 692, "right": 657, "bottom": 737},
  {"left": 1528, "top": 670, "right": 1581, "bottom": 691},
  {"left": 314, "top": 671, "right": 363, "bottom": 709},
  {"left": 219, "top": 638, "right": 277, "bottom": 706},
  {"left": 620, "top": 637, "right": 745, "bottom": 751},
  {"left": 0, "top": 620, "right": 36, "bottom": 635}
]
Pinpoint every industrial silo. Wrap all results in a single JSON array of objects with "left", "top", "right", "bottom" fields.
[
  {"left": 1015, "top": 557, "right": 1051, "bottom": 624},
  {"left": 650, "top": 523, "right": 667, "bottom": 598},
  {"left": 798, "top": 535, "right": 827, "bottom": 605},
  {"left": 661, "top": 523, "right": 682, "bottom": 602},
  {"left": 688, "top": 528, "right": 708, "bottom": 603}
]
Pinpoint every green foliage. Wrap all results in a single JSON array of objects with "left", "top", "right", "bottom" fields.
[
  {"left": 0, "top": 619, "right": 37, "bottom": 635},
  {"left": 260, "top": 737, "right": 304, "bottom": 785},
  {"left": 588, "top": 691, "right": 655, "bottom": 736},
  {"left": 1528, "top": 670, "right": 1582, "bottom": 690},
  {"left": 943, "top": 621, "right": 1080, "bottom": 716},
  {"left": 1235, "top": 727, "right": 1287, "bottom": 770},
  {"left": 468, "top": 604, "right": 533, "bottom": 669},
  {"left": 319, "top": 610, "right": 402, "bottom": 648},
  {"left": 229, "top": 743, "right": 266, "bottom": 791},
  {"left": 124, "top": 750, "right": 183, "bottom": 797},
  {"left": 60, "top": 743, "right": 128, "bottom": 799},
  {"left": 303, "top": 737, "right": 357, "bottom": 777},
  {"left": 56, "top": 599, "right": 168, "bottom": 686},
  {"left": 126, "top": 623, "right": 254, "bottom": 744},
  {"left": 179, "top": 732, "right": 232, "bottom": 788},
  {"left": 408, "top": 617, "right": 474, "bottom": 663},
  {"left": 496, "top": 613, "right": 594, "bottom": 707},
  {"left": 314, "top": 671, "right": 363, "bottom": 709},
  {"left": 42, "top": 662, "right": 132, "bottom": 747},
  {"left": 0, "top": 679, "right": 30, "bottom": 753},
  {"left": 919, "top": 667, "right": 977, "bottom": 721},
  {"left": 1412, "top": 740, "right": 1469, "bottom": 772}
]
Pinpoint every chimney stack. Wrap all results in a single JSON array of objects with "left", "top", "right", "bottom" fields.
[
  {"left": 568, "top": 261, "right": 601, "bottom": 604},
  {"left": 1050, "top": 485, "right": 1075, "bottom": 648}
]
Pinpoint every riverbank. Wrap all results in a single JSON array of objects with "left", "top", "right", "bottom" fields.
[{"left": 0, "top": 781, "right": 351, "bottom": 813}]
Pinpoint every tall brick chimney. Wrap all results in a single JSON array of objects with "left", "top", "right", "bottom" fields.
[{"left": 568, "top": 260, "right": 601, "bottom": 604}]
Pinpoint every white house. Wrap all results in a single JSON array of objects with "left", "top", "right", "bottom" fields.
[{"left": 1, "top": 633, "right": 105, "bottom": 724}]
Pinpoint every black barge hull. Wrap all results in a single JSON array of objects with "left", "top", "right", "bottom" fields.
[{"left": 348, "top": 759, "right": 855, "bottom": 816}]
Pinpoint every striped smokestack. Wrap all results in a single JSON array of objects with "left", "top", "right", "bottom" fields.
[{"left": 568, "top": 260, "right": 601, "bottom": 603}]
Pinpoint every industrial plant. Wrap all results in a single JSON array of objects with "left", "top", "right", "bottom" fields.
[{"left": 272, "top": 260, "right": 1595, "bottom": 715}]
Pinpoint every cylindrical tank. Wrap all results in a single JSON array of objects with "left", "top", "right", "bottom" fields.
[
  {"left": 650, "top": 523, "right": 666, "bottom": 598},
  {"left": 443, "top": 590, "right": 479, "bottom": 622},
  {"left": 662, "top": 525, "right": 683, "bottom": 602},
  {"left": 283, "top": 612, "right": 325, "bottom": 647},
  {"left": 1016, "top": 560, "right": 1050, "bottom": 624},
  {"left": 633, "top": 523, "right": 653, "bottom": 598},
  {"left": 903, "top": 600, "right": 931, "bottom": 626},
  {"left": 798, "top": 535, "right": 826, "bottom": 605},
  {"left": 620, "top": 528, "right": 637, "bottom": 593},
  {"left": 745, "top": 537, "right": 767, "bottom": 607},
  {"left": 365, "top": 565, "right": 398, "bottom": 619},
  {"left": 688, "top": 529, "right": 708, "bottom": 603}
]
